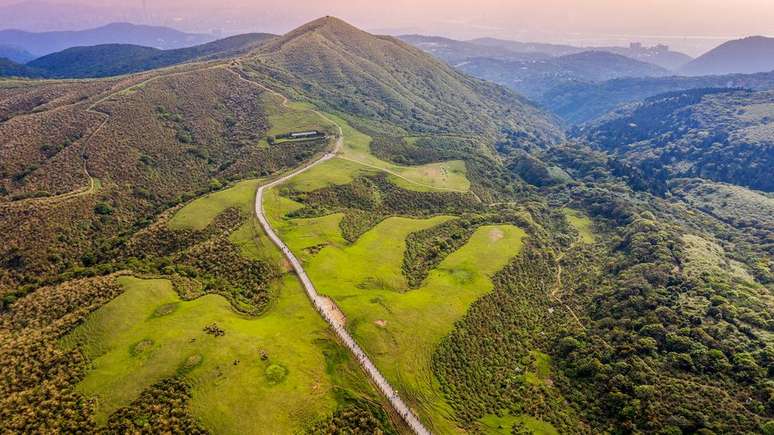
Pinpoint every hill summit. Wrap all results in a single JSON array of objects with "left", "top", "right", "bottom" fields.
[
  {"left": 681, "top": 35, "right": 774, "bottom": 75},
  {"left": 245, "top": 16, "right": 561, "bottom": 144}
]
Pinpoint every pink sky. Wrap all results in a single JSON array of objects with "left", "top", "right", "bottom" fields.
[{"left": 2, "top": 0, "right": 774, "bottom": 54}]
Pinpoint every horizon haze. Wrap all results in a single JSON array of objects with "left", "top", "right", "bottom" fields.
[{"left": 1, "top": 0, "right": 774, "bottom": 55}]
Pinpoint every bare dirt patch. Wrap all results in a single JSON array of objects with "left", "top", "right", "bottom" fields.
[
  {"left": 488, "top": 228, "right": 505, "bottom": 242},
  {"left": 422, "top": 167, "right": 443, "bottom": 178},
  {"left": 319, "top": 296, "right": 347, "bottom": 327}
]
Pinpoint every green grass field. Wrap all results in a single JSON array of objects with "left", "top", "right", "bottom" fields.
[
  {"left": 62, "top": 274, "right": 366, "bottom": 433},
  {"left": 322, "top": 113, "right": 471, "bottom": 192},
  {"left": 524, "top": 350, "right": 553, "bottom": 386},
  {"left": 64, "top": 177, "right": 381, "bottom": 433},
  {"left": 168, "top": 179, "right": 262, "bottom": 231},
  {"left": 562, "top": 208, "right": 595, "bottom": 244},
  {"left": 263, "top": 93, "right": 336, "bottom": 138},
  {"left": 266, "top": 181, "right": 526, "bottom": 431},
  {"left": 479, "top": 413, "right": 558, "bottom": 435}
]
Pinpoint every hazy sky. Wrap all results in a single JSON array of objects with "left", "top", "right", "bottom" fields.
[{"left": 3, "top": 0, "right": 774, "bottom": 54}]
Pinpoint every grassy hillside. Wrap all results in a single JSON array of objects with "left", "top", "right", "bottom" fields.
[
  {"left": 243, "top": 16, "right": 561, "bottom": 145},
  {"left": 0, "top": 63, "right": 329, "bottom": 300}
]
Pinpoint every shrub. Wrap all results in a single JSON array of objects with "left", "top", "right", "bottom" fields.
[{"left": 94, "top": 202, "right": 114, "bottom": 215}]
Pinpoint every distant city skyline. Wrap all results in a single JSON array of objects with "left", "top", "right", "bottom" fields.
[{"left": 1, "top": 0, "right": 773, "bottom": 55}]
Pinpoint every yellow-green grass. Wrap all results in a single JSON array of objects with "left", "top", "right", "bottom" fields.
[
  {"left": 323, "top": 113, "right": 471, "bottom": 192},
  {"left": 168, "top": 179, "right": 261, "bottom": 231},
  {"left": 167, "top": 178, "right": 287, "bottom": 267},
  {"left": 62, "top": 275, "right": 353, "bottom": 433},
  {"left": 562, "top": 208, "right": 595, "bottom": 244},
  {"left": 286, "top": 157, "right": 381, "bottom": 192},
  {"left": 228, "top": 218, "right": 287, "bottom": 265},
  {"left": 479, "top": 413, "right": 558, "bottom": 435},
  {"left": 524, "top": 350, "right": 553, "bottom": 386},
  {"left": 263, "top": 93, "right": 336, "bottom": 138},
  {"left": 266, "top": 189, "right": 526, "bottom": 431},
  {"left": 262, "top": 93, "right": 471, "bottom": 193}
]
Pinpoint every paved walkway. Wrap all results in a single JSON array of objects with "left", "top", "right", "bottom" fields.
[{"left": 254, "top": 139, "right": 431, "bottom": 435}]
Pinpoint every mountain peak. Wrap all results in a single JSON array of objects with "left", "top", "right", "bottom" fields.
[
  {"left": 284, "top": 16, "right": 362, "bottom": 38},
  {"left": 257, "top": 15, "right": 385, "bottom": 59},
  {"left": 681, "top": 34, "right": 774, "bottom": 75}
]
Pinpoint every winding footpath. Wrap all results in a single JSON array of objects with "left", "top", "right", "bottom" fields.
[{"left": 253, "top": 115, "right": 431, "bottom": 435}]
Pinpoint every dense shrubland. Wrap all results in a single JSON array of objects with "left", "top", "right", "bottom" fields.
[
  {"left": 0, "top": 275, "right": 124, "bottom": 432},
  {"left": 307, "top": 400, "right": 398, "bottom": 435},
  {"left": 553, "top": 211, "right": 772, "bottom": 433},
  {"left": 0, "top": 65, "right": 328, "bottom": 300},
  {"left": 430, "top": 176, "right": 773, "bottom": 433},
  {"left": 102, "top": 378, "right": 208, "bottom": 434},
  {"left": 575, "top": 88, "right": 774, "bottom": 192},
  {"left": 286, "top": 173, "right": 481, "bottom": 242}
]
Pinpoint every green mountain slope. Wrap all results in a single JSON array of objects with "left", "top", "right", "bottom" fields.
[
  {"left": 537, "top": 70, "right": 774, "bottom": 124},
  {"left": 575, "top": 88, "right": 774, "bottom": 192},
  {"left": 22, "top": 33, "right": 276, "bottom": 78},
  {"left": 0, "top": 57, "right": 44, "bottom": 77},
  {"left": 457, "top": 50, "right": 669, "bottom": 100},
  {"left": 0, "top": 44, "right": 35, "bottom": 63},
  {"left": 244, "top": 16, "right": 561, "bottom": 144}
]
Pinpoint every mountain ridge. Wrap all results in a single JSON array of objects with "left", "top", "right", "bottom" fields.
[
  {"left": 0, "top": 22, "right": 216, "bottom": 56},
  {"left": 24, "top": 33, "right": 276, "bottom": 78},
  {"left": 246, "top": 16, "right": 562, "bottom": 143},
  {"left": 681, "top": 35, "right": 774, "bottom": 75}
]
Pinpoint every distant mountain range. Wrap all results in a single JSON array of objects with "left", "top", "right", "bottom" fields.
[
  {"left": 537, "top": 71, "right": 774, "bottom": 124},
  {"left": 0, "top": 44, "right": 35, "bottom": 63},
  {"left": 403, "top": 33, "right": 774, "bottom": 125},
  {"left": 468, "top": 37, "right": 584, "bottom": 57},
  {"left": 24, "top": 33, "right": 276, "bottom": 78},
  {"left": 456, "top": 51, "right": 670, "bottom": 100},
  {"left": 397, "top": 35, "right": 550, "bottom": 64},
  {"left": 681, "top": 36, "right": 774, "bottom": 76},
  {"left": 0, "top": 22, "right": 217, "bottom": 57},
  {"left": 401, "top": 35, "right": 693, "bottom": 70}
]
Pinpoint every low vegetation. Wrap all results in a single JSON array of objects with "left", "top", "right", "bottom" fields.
[
  {"left": 2, "top": 15, "right": 772, "bottom": 435},
  {"left": 576, "top": 88, "right": 774, "bottom": 193}
]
